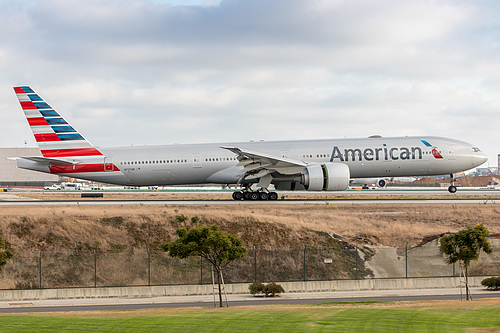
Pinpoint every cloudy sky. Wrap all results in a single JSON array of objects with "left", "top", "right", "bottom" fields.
[{"left": 1, "top": 0, "right": 498, "bottom": 166}]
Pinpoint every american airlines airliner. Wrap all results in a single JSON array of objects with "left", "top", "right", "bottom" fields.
[{"left": 11, "top": 86, "right": 487, "bottom": 200}]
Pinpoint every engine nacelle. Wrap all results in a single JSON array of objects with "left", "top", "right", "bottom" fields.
[
  {"left": 302, "top": 163, "right": 350, "bottom": 191},
  {"left": 350, "top": 178, "right": 387, "bottom": 188}
]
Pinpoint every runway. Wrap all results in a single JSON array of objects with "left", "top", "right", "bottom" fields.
[
  {"left": 0, "top": 198, "right": 498, "bottom": 206},
  {"left": 1, "top": 188, "right": 499, "bottom": 206}
]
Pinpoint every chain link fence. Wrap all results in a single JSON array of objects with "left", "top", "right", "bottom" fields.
[{"left": 1, "top": 239, "right": 499, "bottom": 290}]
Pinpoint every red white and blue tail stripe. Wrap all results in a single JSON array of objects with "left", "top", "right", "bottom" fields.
[
  {"left": 13, "top": 86, "right": 103, "bottom": 158},
  {"left": 13, "top": 86, "right": 124, "bottom": 178}
]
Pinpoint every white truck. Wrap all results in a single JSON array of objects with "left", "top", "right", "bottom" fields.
[{"left": 44, "top": 184, "right": 61, "bottom": 191}]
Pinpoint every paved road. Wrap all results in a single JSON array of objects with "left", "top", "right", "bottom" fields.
[{"left": 1, "top": 288, "right": 499, "bottom": 313}]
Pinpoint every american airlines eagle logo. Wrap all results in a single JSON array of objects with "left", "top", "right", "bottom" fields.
[{"left": 421, "top": 140, "right": 443, "bottom": 159}]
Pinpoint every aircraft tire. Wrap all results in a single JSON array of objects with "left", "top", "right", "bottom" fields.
[
  {"left": 249, "top": 192, "right": 259, "bottom": 200},
  {"left": 232, "top": 191, "right": 243, "bottom": 200},
  {"left": 448, "top": 185, "right": 457, "bottom": 193},
  {"left": 259, "top": 192, "right": 269, "bottom": 200},
  {"left": 269, "top": 192, "right": 278, "bottom": 200}
]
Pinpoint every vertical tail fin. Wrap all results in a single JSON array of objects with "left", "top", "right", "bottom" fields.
[{"left": 13, "top": 86, "right": 102, "bottom": 158}]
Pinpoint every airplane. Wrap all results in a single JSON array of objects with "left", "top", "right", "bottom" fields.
[{"left": 11, "top": 86, "right": 488, "bottom": 200}]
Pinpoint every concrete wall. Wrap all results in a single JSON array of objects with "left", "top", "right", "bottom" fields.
[
  {"left": 0, "top": 148, "right": 59, "bottom": 184},
  {"left": 0, "top": 276, "right": 487, "bottom": 301}
]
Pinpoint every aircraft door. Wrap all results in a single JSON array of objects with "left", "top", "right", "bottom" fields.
[
  {"left": 192, "top": 153, "right": 202, "bottom": 168},
  {"left": 104, "top": 157, "right": 114, "bottom": 172}
]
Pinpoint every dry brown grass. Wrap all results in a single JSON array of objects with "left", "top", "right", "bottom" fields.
[{"left": 0, "top": 203, "right": 499, "bottom": 254}]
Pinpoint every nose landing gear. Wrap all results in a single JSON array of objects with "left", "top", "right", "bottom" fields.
[{"left": 448, "top": 173, "right": 457, "bottom": 193}]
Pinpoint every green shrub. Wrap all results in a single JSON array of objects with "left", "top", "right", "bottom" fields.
[
  {"left": 249, "top": 282, "right": 265, "bottom": 295},
  {"left": 264, "top": 282, "right": 285, "bottom": 297},
  {"left": 481, "top": 277, "right": 500, "bottom": 290},
  {"left": 175, "top": 215, "right": 188, "bottom": 223},
  {"left": 249, "top": 282, "right": 284, "bottom": 297},
  {"left": 0, "top": 236, "right": 13, "bottom": 271}
]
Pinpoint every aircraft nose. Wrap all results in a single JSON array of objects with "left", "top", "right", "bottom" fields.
[
  {"left": 478, "top": 153, "right": 488, "bottom": 165},
  {"left": 474, "top": 151, "right": 488, "bottom": 166}
]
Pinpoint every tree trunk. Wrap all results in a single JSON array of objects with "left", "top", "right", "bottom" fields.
[
  {"left": 465, "top": 266, "right": 470, "bottom": 301},
  {"left": 217, "top": 267, "right": 223, "bottom": 307}
]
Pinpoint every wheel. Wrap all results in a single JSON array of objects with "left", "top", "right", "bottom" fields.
[
  {"left": 448, "top": 185, "right": 457, "bottom": 193},
  {"left": 243, "top": 192, "right": 252, "bottom": 200},
  {"left": 269, "top": 192, "right": 278, "bottom": 200},
  {"left": 259, "top": 192, "right": 269, "bottom": 200},
  {"left": 249, "top": 192, "right": 259, "bottom": 200},
  {"left": 232, "top": 191, "right": 243, "bottom": 200}
]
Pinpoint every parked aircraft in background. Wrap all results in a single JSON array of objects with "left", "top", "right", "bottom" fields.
[
  {"left": 11, "top": 86, "right": 488, "bottom": 200},
  {"left": 393, "top": 177, "right": 420, "bottom": 183}
]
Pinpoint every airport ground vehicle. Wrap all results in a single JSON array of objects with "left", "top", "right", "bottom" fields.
[
  {"left": 43, "top": 184, "right": 61, "bottom": 190},
  {"left": 61, "top": 183, "right": 82, "bottom": 191}
]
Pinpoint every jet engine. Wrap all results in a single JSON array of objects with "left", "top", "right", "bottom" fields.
[
  {"left": 302, "top": 163, "right": 350, "bottom": 191},
  {"left": 350, "top": 178, "right": 388, "bottom": 188}
]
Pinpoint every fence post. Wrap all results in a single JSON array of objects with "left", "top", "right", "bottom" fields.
[
  {"left": 94, "top": 250, "right": 97, "bottom": 288},
  {"left": 253, "top": 245, "right": 257, "bottom": 282},
  {"left": 303, "top": 245, "right": 306, "bottom": 282},
  {"left": 148, "top": 249, "right": 151, "bottom": 287},
  {"left": 355, "top": 244, "right": 358, "bottom": 280},
  {"left": 405, "top": 243, "right": 408, "bottom": 279},
  {"left": 39, "top": 250, "right": 42, "bottom": 289},
  {"left": 200, "top": 256, "right": 203, "bottom": 285}
]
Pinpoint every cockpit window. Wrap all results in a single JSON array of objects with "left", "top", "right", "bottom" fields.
[{"left": 472, "top": 147, "right": 481, "bottom": 152}]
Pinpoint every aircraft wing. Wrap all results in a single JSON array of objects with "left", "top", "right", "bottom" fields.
[{"left": 220, "top": 146, "right": 306, "bottom": 181}]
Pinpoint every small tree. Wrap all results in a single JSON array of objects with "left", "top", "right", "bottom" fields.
[
  {"left": 0, "top": 236, "right": 13, "bottom": 272},
  {"left": 440, "top": 224, "right": 492, "bottom": 300},
  {"left": 162, "top": 225, "right": 247, "bottom": 307}
]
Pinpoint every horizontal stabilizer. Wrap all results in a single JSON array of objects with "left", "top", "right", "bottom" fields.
[{"left": 11, "top": 156, "right": 80, "bottom": 166}]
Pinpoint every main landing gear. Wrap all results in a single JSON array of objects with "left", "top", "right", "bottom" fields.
[
  {"left": 232, "top": 189, "right": 279, "bottom": 201},
  {"left": 448, "top": 173, "right": 457, "bottom": 193}
]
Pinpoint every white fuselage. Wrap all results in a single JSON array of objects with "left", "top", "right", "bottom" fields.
[{"left": 19, "top": 136, "right": 486, "bottom": 187}]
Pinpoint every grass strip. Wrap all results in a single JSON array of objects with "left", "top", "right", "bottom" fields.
[{"left": 0, "top": 302, "right": 499, "bottom": 333}]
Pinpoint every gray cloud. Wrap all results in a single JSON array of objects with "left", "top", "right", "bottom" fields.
[{"left": 0, "top": 0, "right": 499, "bottom": 166}]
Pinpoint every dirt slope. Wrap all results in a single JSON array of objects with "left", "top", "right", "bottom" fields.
[{"left": 0, "top": 204, "right": 499, "bottom": 255}]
